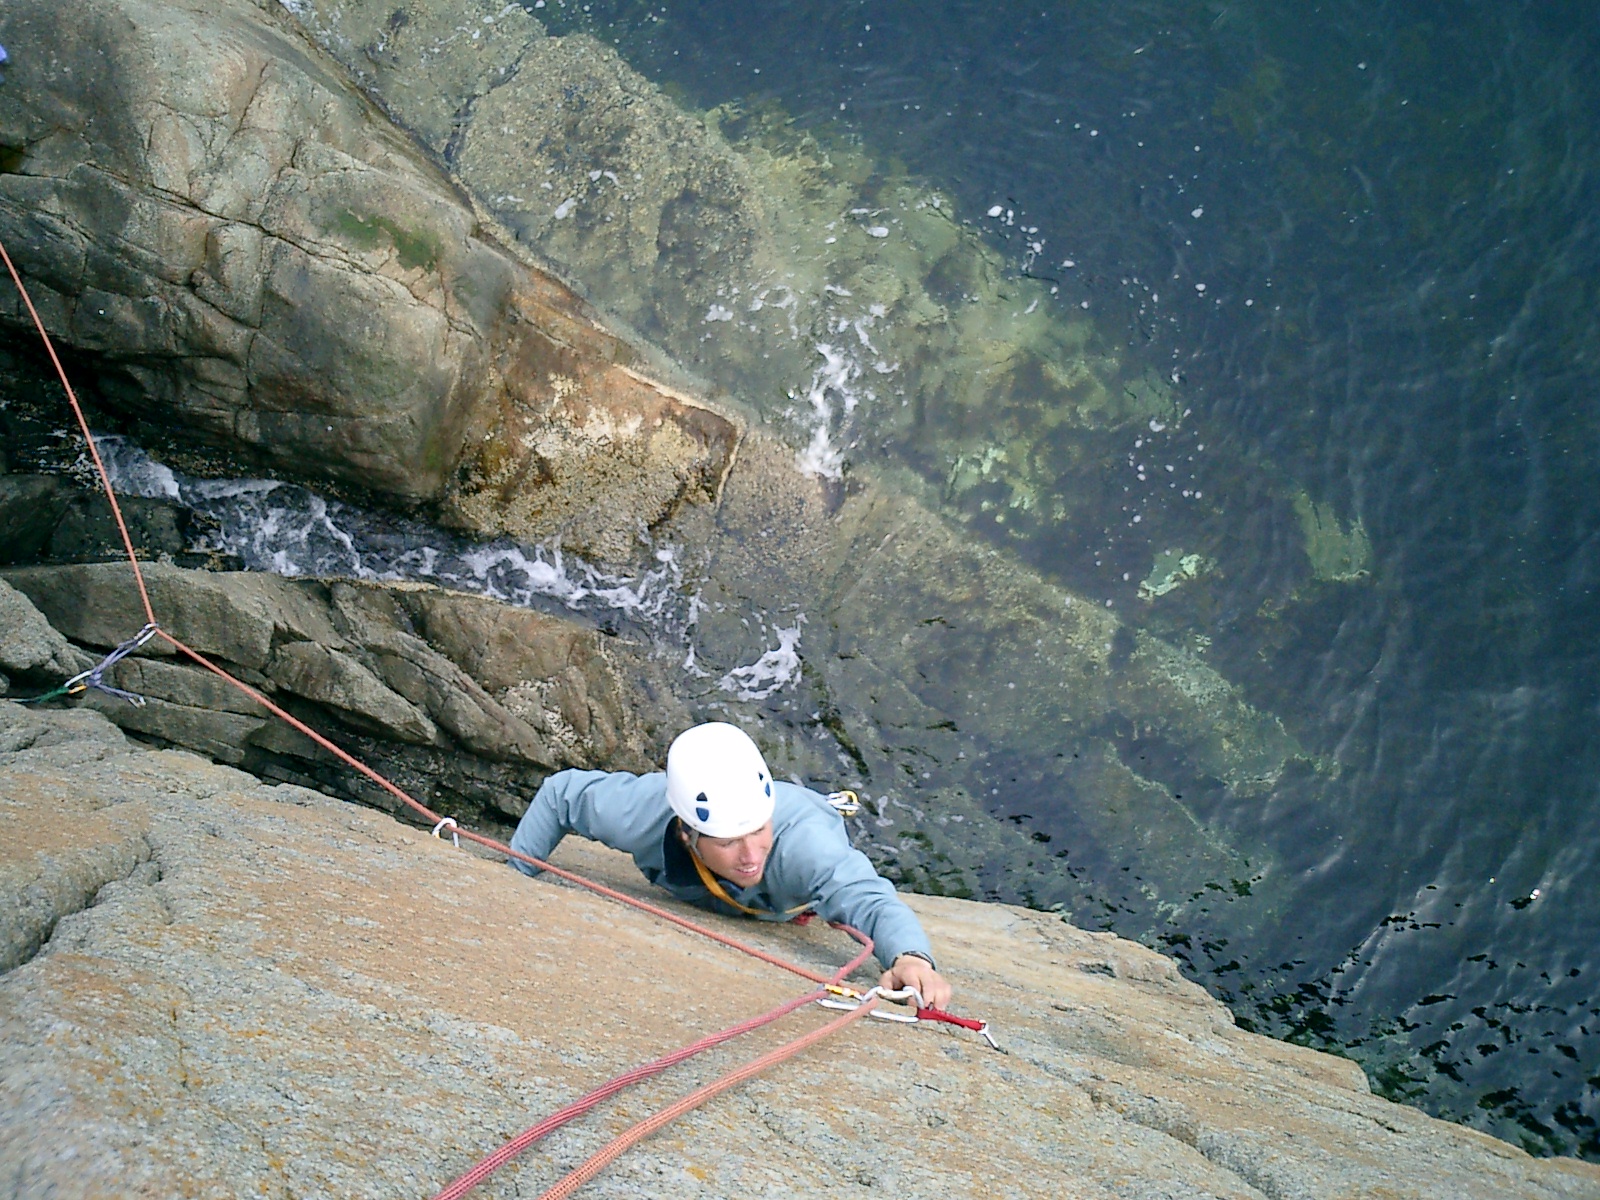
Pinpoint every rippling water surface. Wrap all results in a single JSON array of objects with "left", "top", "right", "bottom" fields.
[{"left": 511, "top": 0, "right": 1600, "bottom": 1155}]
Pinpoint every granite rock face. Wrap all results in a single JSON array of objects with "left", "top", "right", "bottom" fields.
[
  {"left": 3, "top": 700, "right": 1597, "bottom": 1200},
  {"left": 0, "top": 576, "right": 92, "bottom": 687},
  {"left": 1, "top": 562, "right": 686, "bottom": 828},
  {"left": 0, "top": 0, "right": 736, "bottom": 558}
]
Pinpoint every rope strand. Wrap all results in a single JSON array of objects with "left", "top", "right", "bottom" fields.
[
  {"left": 535, "top": 1000, "right": 880, "bottom": 1200},
  {"left": 0, "top": 238, "right": 156, "bottom": 626}
]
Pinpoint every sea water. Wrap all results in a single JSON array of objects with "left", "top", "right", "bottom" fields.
[{"left": 523, "top": 0, "right": 1600, "bottom": 1157}]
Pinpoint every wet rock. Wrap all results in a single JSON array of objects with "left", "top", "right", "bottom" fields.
[
  {"left": 2, "top": 701, "right": 1593, "bottom": 1200},
  {"left": 284, "top": 0, "right": 1177, "bottom": 539},
  {"left": 0, "top": 470, "right": 222, "bottom": 570},
  {"left": 0, "top": 476, "right": 72, "bottom": 565},
  {"left": 1, "top": 562, "right": 683, "bottom": 827},
  {"left": 0, "top": 0, "right": 736, "bottom": 558}
]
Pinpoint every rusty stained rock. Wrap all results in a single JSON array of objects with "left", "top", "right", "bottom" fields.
[{"left": 442, "top": 281, "right": 739, "bottom": 560}]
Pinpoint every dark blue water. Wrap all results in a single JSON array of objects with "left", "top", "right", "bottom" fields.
[{"left": 534, "top": 0, "right": 1600, "bottom": 1153}]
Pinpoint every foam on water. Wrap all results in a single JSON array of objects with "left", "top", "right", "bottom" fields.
[
  {"left": 717, "top": 618, "right": 804, "bottom": 700},
  {"left": 96, "top": 438, "right": 795, "bottom": 682},
  {"left": 791, "top": 304, "right": 895, "bottom": 480}
]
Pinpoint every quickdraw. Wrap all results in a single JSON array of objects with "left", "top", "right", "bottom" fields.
[
  {"left": 818, "top": 983, "right": 1005, "bottom": 1053},
  {"left": 19, "top": 622, "right": 162, "bottom": 707}
]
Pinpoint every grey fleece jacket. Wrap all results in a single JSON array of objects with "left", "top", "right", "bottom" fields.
[{"left": 509, "top": 769, "right": 935, "bottom": 970}]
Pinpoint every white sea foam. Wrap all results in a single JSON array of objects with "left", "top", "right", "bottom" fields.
[
  {"left": 97, "top": 436, "right": 181, "bottom": 500},
  {"left": 718, "top": 619, "right": 804, "bottom": 701},
  {"left": 91, "top": 437, "right": 810, "bottom": 701},
  {"left": 792, "top": 302, "right": 898, "bottom": 481},
  {"left": 795, "top": 342, "right": 853, "bottom": 480}
]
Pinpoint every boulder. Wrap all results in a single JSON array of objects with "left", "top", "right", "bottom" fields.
[
  {"left": 0, "top": 0, "right": 736, "bottom": 558},
  {"left": 0, "top": 576, "right": 92, "bottom": 685},
  {"left": 2, "top": 700, "right": 1594, "bottom": 1200}
]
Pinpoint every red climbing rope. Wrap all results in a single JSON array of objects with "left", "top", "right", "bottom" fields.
[
  {"left": 0, "top": 238, "right": 156, "bottom": 626},
  {"left": 0, "top": 231, "right": 987, "bottom": 1200},
  {"left": 534, "top": 998, "right": 882, "bottom": 1200},
  {"left": 432, "top": 990, "right": 829, "bottom": 1200},
  {"left": 433, "top": 927, "right": 877, "bottom": 1200}
]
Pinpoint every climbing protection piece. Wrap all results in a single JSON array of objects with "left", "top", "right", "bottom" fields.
[
  {"left": 21, "top": 622, "right": 160, "bottom": 706},
  {"left": 819, "top": 983, "right": 1006, "bottom": 1052}
]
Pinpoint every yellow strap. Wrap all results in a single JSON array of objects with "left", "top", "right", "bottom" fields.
[{"left": 688, "top": 846, "right": 811, "bottom": 918}]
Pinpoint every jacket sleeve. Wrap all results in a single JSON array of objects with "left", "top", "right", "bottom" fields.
[
  {"left": 777, "top": 810, "right": 936, "bottom": 971},
  {"left": 508, "top": 769, "right": 668, "bottom": 876}
]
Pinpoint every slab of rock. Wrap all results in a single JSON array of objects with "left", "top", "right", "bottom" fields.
[
  {"left": 1, "top": 562, "right": 685, "bottom": 824},
  {"left": 2, "top": 700, "right": 1595, "bottom": 1200},
  {"left": 0, "top": 576, "right": 92, "bottom": 687}
]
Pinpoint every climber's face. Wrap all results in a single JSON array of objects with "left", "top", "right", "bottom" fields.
[{"left": 686, "top": 821, "right": 774, "bottom": 887}]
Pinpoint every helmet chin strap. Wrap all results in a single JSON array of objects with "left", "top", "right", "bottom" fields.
[{"left": 680, "top": 821, "right": 811, "bottom": 919}]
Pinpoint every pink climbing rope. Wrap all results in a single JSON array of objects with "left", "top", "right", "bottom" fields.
[
  {"left": 433, "top": 924, "right": 876, "bottom": 1200},
  {"left": 533, "top": 999, "right": 881, "bottom": 1200}
]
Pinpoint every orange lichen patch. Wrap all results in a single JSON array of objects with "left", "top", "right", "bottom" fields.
[{"left": 0, "top": 778, "right": 153, "bottom": 864}]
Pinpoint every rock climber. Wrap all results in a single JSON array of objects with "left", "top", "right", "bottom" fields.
[{"left": 510, "top": 721, "right": 953, "bottom": 1010}]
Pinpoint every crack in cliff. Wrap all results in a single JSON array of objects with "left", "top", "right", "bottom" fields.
[
  {"left": 1088, "top": 1081, "right": 1312, "bottom": 1200},
  {"left": 0, "top": 831, "right": 160, "bottom": 975}
]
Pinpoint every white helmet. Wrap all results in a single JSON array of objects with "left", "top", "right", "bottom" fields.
[{"left": 666, "top": 722, "right": 775, "bottom": 838}]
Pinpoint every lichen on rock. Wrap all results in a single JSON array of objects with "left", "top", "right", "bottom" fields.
[{"left": 1, "top": 699, "right": 1593, "bottom": 1199}]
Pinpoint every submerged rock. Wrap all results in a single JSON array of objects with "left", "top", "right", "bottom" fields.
[{"left": 2, "top": 700, "right": 1595, "bottom": 1199}]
